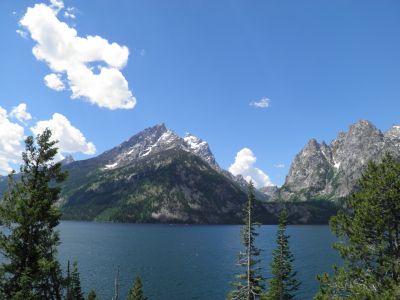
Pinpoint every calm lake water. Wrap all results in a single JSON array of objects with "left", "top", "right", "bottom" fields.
[{"left": 57, "top": 222, "right": 341, "bottom": 300}]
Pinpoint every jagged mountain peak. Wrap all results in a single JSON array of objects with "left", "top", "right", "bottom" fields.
[
  {"left": 95, "top": 124, "right": 222, "bottom": 172},
  {"left": 385, "top": 124, "right": 400, "bottom": 139},
  {"left": 183, "top": 133, "right": 219, "bottom": 169},
  {"left": 306, "top": 138, "right": 318, "bottom": 146},
  {"left": 384, "top": 124, "right": 400, "bottom": 151},
  {"left": 347, "top": 119, "right": 382, "bottom": 137},
  {"left": 277, "top": 119, "right": 400, "bottom": 201}
]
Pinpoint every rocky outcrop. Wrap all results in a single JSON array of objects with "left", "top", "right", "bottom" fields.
[{"left": 277, "top": 120, "right": 400, "bottom": 201}]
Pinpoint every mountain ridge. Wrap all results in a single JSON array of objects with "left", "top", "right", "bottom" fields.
[
  {"left": 275, "top": 120, "right": 400, "bottom": 201},
  {"left": 4, "top": 119, "right": 393, "bottom": 224}
]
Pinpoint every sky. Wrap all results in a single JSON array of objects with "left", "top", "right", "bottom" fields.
[{"left": 0, "top": 0, "right": 400, "bottom": 186}]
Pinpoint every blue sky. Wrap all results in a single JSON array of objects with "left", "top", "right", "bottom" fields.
[{"left": 0, "top": 0, "right": 400, "bottom": 186}]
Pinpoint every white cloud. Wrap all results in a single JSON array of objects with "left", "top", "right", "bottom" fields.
[
  {"left": 250, "top": 97, "right": 270, "bottom": 109},
  {"left": 64, "top": 7, "right": 76, "bottom": 19},
  {"left": 0, "top": 103, "right": 95, "bottom": 173},
  {"left": 19, "top": 2, "right": 136, "bottom": 110},
  {"left": 10, "top": 103, "right": 32, "bottom": 123},
  {"left": 31, "top": 113, "right": 96, "bottom": 157},
  {"left": 44, "top": 73, "right": 65, "bottom": 91},
  {"left": 49, "top": 0, "right": 64, "bottom": 13},
  {"left": 16, "top": 29, "right": 28, "bottom": 39},
  {"left": 0, "top": 106, "right": 25, "bottom": 175},
  {"left": 274, "top": 163, "right": 285, "bottom": 168},
  {"left": 229, "top": 148, "right": 274, "bottom": 188}
]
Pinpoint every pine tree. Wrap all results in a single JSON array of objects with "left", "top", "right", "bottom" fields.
[
  {"left": 66, "top": 260, "right": 72, "bottom": 300},
  {"left": 263, "top": 210, "right": 300, "bottom": 300},
  {"left": 70, "top": 261, "right": 84, "bottom": 300},
  {"left": 228, "top": 181, "right": 264, "bottom": 300},
  {"left": 0, "top": 129, "right": 67, "bottom": 300},
  {"left": 127, "top": 275, "right": 147, "bottom": 300},
  {"left": 315, "top": 154, "right": 400, "bottom": 299},
  {"left": 86, "top": 290, "right": 98, "bottom": 300}
]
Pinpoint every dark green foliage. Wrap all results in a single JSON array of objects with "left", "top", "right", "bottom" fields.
[
  {"left": 65, "top": 261, "right": 84, "bottom": 300},
  {"left": 263, "top": 210, "right": 300, "bottom": 300},
  {"left": 86, "top": 290, "right": 98, "bottom": 300},
  {"left": 127, "top": 276, "right": 147, "bottom": 300},
  {"left": 0, "top": 129, "right": 67, "bottom": 300},
  {"left": 315, "top": 154, "right": 400, "bottom": 299},
  {"left": 228, "top": 182, "right": 264, "bottom": 300},
  {"left": 61, "top": 148, "right": 248, "bottom": 224}
]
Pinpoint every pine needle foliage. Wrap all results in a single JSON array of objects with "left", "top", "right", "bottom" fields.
[
  {"left": 66, "top": 260, "right": 84, "bottom": 300},
  {"left": 127, "top": 275, "right": 147, "bottom": 300},
  {"left": 263, "top": 210, "right": 300, "bottom": 300},
  {"left": 315, "top": 154, "right": 400, "bottom": 299},
  {"left": 228, "top": 181, "right": 265, "bottom": 300},
  {"left": 0, "top": 129, "right": 67, "bottom": 300}
]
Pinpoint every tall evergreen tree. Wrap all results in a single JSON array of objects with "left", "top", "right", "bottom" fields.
[
  {"left": 70, "top": 261, "right": 84, "bottom": 300},
  {"left": 0, "top": 129, "right": 67, "bottom": 300},
  {"left": 315, "top": 154, "right": 400, "bottom": 299},
  {"left": 127, "top": 275, "right": 147, "bottom": 300},
  {"left": 228, "top": 181, "right": 264, "bottom": 300},
  {"left": 263, "top": 210, "right": 300, "bottom": 300},
  {"left": 66, "top": 261, "right": 72, "bottom": 300}
]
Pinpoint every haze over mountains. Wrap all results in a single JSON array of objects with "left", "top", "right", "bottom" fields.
[{"left": 0, "top": 120, "right": 398, "bottom": 224}]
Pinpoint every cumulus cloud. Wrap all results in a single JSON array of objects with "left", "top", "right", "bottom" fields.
[
  {"left": 44, "top": 73, "right": 65, "bottom": 91},
  {"left": 0, "top": 103, "right": 95, "bottom": 173},
  {"left": 19, "top": 1, "right": 136, "bottom": 110},
  {"left": 229, "top": 148, "right": 274, "bottom": 188},
  {"left": 0, "top": 107, "right": 25, "bottom": 175},
  {"left": 10, "top": 103, "right": 32, "bottom": 123},
  {"left": 31, "top": 113, "right": 96, "bottom": 157},
  {"left": 250, "top": 97, "right": 270, "bottom": 109}
]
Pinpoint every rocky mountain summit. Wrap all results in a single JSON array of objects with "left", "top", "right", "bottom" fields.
[
  {"left": 59, "top": 124, "right": 255, "bottom": 223},
  {"left": 276, "top": 120, "right": 400, "bottom": 201},
  {"left": 89, "top": 123, "right": 220, "bottom": 172},
  {"left": 0, "top": 123, "right": 338, "bottom": 224}
]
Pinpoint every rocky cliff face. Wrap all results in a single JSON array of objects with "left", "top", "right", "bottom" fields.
[{"left": 277, "top": 120, "right": 400, "bottom": 201}]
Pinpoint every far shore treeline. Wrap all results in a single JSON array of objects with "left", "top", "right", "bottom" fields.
[{"left": 0, "top": 130, "right": 399, "bottom": 299}]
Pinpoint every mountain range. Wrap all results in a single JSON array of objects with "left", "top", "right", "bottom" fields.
[{"left": 1, "top": 120, "right": 397, "bottom": 224}]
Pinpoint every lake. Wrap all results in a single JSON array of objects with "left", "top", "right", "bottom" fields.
[{"left": 57, "top": 222, "right": 341, "bottom": 300}]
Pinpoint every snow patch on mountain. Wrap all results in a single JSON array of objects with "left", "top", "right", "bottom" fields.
[{"left": 104, "top": 162, "right": 118, "bottom": 170}]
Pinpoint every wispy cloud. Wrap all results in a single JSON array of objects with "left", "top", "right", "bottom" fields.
[
  {"left": 16, "top": 29, "right": 27, "bottom": 39},
  {"left": 274, "top": 163, "right": 285, "bottom": 168},
  {"left": 249, "top": 97, "right": 270, "bottom": 109},
  {"left": 64, "top": 7, "right": 76, "bottom": 19}
]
